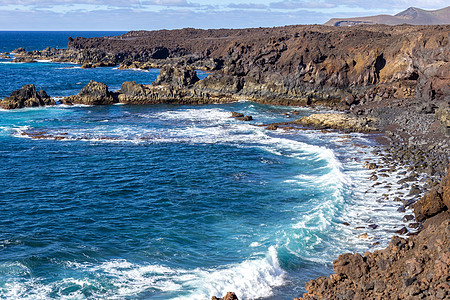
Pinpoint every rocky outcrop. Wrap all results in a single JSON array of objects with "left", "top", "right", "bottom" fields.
[
  {"left": 414, "top": 185, "right": 447, "bottom": 222},
  {"left": 117, "top": 66, "right": 236, "bottom": 105},
  {"left": 298, "top": 215, "right": 449, "bottom": 300},
  {"left": 62, "top": 80, "right": 117, "bottom": 105},
  {"left": 0, "top": 84, "right": 54, "bottom": 109},
  {"left": 152, "top": 65, "right": 199, "bottom": 86},
  {"left": 230, "top": 111, "right": 253, "bottom": 121},
  {"left": 293, "top": 113, "right": 377, "bottom": 132},
  {"left": 298, "top": 165, "right": 450, "bottom": 300}
]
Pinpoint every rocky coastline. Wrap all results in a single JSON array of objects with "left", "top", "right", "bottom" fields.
[{"left": 1, "top": 24, "right": 449, "bottom": 299}]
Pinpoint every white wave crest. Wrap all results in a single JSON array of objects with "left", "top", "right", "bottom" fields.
[{"left": 0, "top": 247, "right": 284, "bottom": 300}]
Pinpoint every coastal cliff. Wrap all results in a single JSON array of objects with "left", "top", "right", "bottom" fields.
[{"left": 11, "top": 25, "right": 449, "bottom": 107}]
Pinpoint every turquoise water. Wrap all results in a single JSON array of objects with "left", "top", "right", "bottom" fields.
[{"left": 0, "top": 32, "right": 409, "bottom": 299}]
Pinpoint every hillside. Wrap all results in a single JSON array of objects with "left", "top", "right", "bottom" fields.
[{"left": 325, "top": 6, "right": 450, "bottom": 26}]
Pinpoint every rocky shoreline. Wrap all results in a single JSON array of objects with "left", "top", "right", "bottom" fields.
[{"left": 1, "top": 24, "right": 449, "bottom": 299}]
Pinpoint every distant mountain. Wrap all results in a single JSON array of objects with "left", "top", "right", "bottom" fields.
[{"left": 325, "top": 6, "right": 450, "bottom": 26}]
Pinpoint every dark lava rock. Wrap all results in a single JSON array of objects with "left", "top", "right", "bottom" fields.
[
  {"left": 237, "top": 115, "right": 253, "bottom": 121},
  {"left": 12, "top": 47, "right": 25, "bottom": 53},
  {"left": 395, "top": 227, "right": 408, "bottom": 234},
  {"left": 0, "top": 84, "right": 54, "bottom": 109},
  {"left": 231, "top": 111, "right": 253, "bottom": 121},
  {"left": 398, "top": 176, "right": 417, "bottom": 184},
  {"left": 402, "top": 214, "right": 415, "bottom": 222},
  {"left": 231, "top": 112, "right": 244, "bottom": 118},
  {"left": 408, "top": 185, "right": 421, "bottom": 196},
  {"left": 62, "top": 80, "right": 117, "bottom": 105},
  {"left": 12, "top": 57, "right": 36, "bottom": 63},
  {"left": 266, "top": 124, "right": 279, "bottom": 130},
  {"left": 397, "top": 206, "right": 406, "bottom": 213},
  {"left": 408, "top": 223, "right": 420, "bottom": 229},
  {"left": 152, "top": 65, "right": 199, "bottom": 87}
]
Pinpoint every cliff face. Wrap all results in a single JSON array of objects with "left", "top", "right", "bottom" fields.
[{"left": 16, "top": 25, "right": 450, "bottom": 105}]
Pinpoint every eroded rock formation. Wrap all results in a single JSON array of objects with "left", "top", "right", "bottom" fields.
[
  {"left": 13, "top": 25, "right": 450, "bottom": 106},
  {"left": 62, "top": 80, "right": 117, "bottom": 105},
  {"left": 0, "top": 84, "right": 54, "bottom": 109}
]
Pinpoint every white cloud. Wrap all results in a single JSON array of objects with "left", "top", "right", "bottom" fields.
[
  {"left": 0, "top": 0, "right": 448, "bottom": 30},
  {"left": 227, "top": 3, "right": 268, "bottom": 9}
]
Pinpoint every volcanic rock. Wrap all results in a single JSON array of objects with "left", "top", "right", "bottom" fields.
[
  {"left": 152, "top": 65, "right": 200, "bottom": 87},
  {"left": 414, "top": 187, "right": 446, "bottom": 222},
  {"left": 298, "top": 215, "right": 450, "bottom": 300},
  {"left": 62, "top": 80, "right": 117, "bottom": 105},
  {"left": 0, "top": 84, "right": 54, "bottom": 109},
  {"left": 293, "top": 113, "right": 377, "bottom": 132}
]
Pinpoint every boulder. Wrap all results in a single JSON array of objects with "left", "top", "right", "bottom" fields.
[
  {"left": 152, "top": 66, "right": 200, "bottom": 87},
  {"left": 293, "top": 113, "right": 377, "bottom": 132},
  {"left": 0, "top": 84, "right": 54, "bottom": 109},
  {"left": 120, "top": 81, "right": 147, "bottom": 97},
  {"left": 62, "top": 80, "right": 117, "bottom": 105},
  {"left": 211, "top": 292, "right": 238, "bottom": 300},
  {"left": 414, "top": 187, "right": 446, "bottom": 222},
  {"left": 436, "top": 105, "right": 450, "bottom": 135},
  {"left": 333, "top": 253, "right": 369, "bottom": 280},
  {"left": 230, "top": 111, "right": 253, "bottom": 121}
]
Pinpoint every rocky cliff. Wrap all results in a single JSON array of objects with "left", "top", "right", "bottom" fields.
[{"left": 12, "top": 25, "right": 450, "bottom": 107}]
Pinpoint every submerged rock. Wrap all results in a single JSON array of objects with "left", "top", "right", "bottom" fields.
[
  {"left": 230, "top": 111, "right": 253, "bottom": 121},
  {"left": 0, "top": 84, "right": 54, "bottom": 109}
]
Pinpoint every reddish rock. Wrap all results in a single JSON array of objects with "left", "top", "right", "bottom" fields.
[
  {"left": 211, "top": 292, "right": 238, "bottom": 300},
  {"left": 414, "top": 187, "right": 446, "bottom": 222}
]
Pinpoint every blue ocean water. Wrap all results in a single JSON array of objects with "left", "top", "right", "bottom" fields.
[{"left": 0, "top": 32, "right": 411, "bottom": 299}]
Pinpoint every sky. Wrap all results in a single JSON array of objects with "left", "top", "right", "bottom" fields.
[{"left": 0, "top": 0, "right": 448, "bottom": 30}]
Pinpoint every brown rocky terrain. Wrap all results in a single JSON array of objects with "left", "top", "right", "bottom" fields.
[{"left": 10, "top": 25, "right": 450, "bottom": 107}]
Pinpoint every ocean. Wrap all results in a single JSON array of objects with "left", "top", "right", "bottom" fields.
[{"left": 0, "top": 32, "right": 414, "bottom": 299}]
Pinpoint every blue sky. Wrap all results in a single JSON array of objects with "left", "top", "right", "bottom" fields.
[{"left": 0, "top": 0, "right": 448, "bottom": 30}]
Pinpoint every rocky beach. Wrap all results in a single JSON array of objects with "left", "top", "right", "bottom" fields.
[{"left": 1, "top": 23, "right": 449, "bottom": 299}]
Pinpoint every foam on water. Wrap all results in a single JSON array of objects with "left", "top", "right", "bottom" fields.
[{"left": 1, "top": 247, "right": 284, "bottom": 300}]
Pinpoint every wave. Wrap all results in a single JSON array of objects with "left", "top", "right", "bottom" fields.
[{"left": 0, "top": 247, "right": 284, "bottom": 300}]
